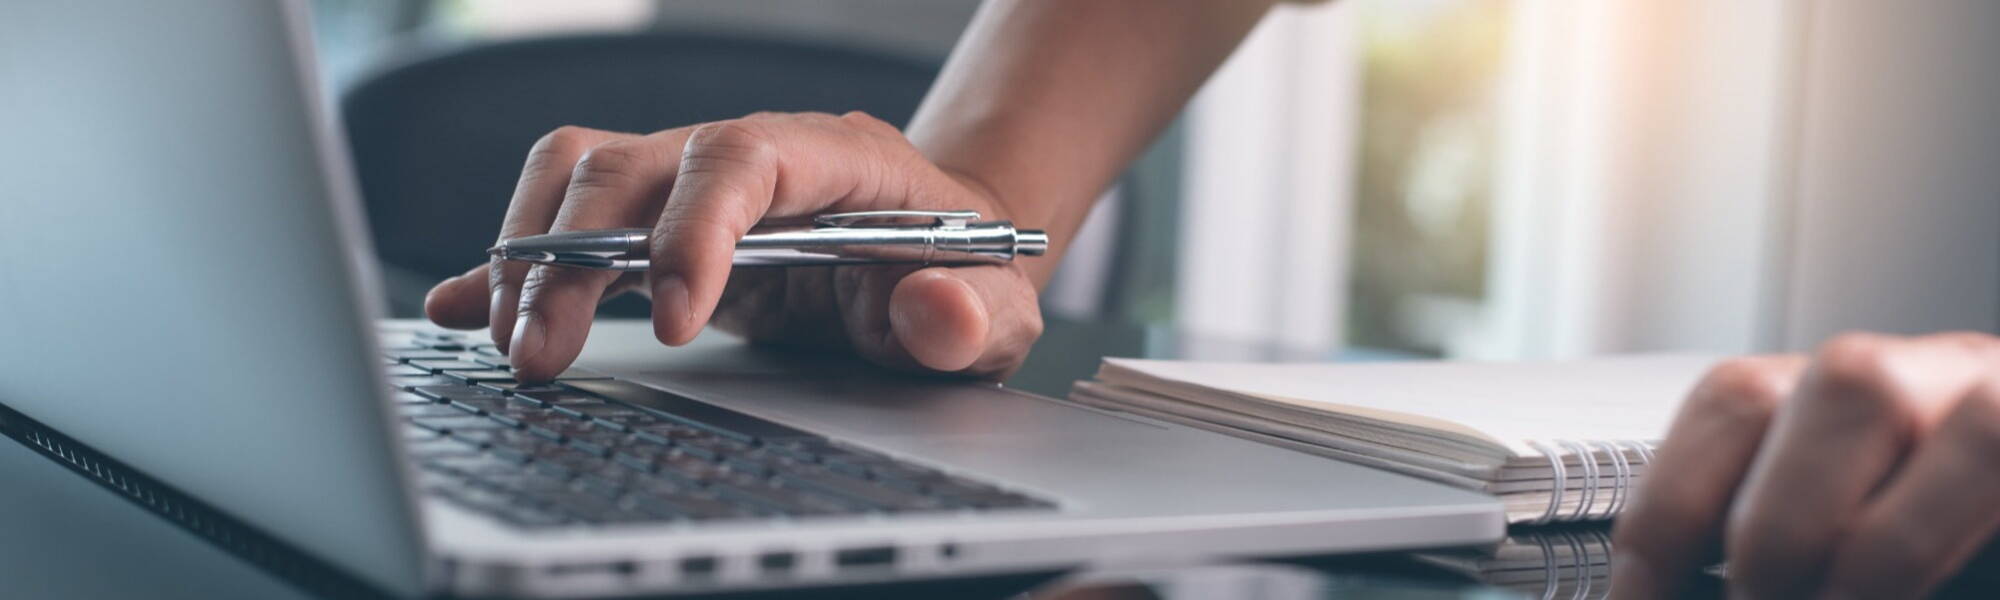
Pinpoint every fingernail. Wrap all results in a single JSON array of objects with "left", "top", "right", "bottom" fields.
[
  {"left": 509, "top": 314, "right": 544, "bottom": 369},
  {"left": 653, "top": 275, "right": 693, "bottom": 345}
]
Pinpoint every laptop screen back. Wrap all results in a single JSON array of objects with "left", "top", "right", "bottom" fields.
[{"left": 0, "top": 2, "right": 425, "bottom": 595}]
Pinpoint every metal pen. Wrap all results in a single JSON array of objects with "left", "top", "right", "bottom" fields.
[{"left": 487, "top": 210, "right": 1049, "bottom": 270}]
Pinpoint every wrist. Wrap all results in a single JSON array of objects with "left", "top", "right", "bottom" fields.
[{"left": 939, "top": 166, "right": 1013, "bottom": 223}]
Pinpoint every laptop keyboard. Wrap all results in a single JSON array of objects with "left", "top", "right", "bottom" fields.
[{"left": 382, "top": 329, "right": 1055, "bottom": 528}]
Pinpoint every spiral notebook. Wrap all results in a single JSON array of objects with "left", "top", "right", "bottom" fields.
[{"left": 1067, "top": 355, "right": 1717, "bottom": 524}]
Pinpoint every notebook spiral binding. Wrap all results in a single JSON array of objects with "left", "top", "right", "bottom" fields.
[
  {"left": 1523, "top": 439, "right": 1656, "bottom": 525},
  {"left": 1530, "top": 526, "right": 1614, "bottom": 600}
]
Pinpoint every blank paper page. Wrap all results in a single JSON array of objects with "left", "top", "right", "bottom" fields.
[{"left": 1103, "top": 355, "right": 1717, "bottom": 456}]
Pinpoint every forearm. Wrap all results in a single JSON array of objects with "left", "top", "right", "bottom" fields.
[{"left": 906, "top": 0, "right": 1278, "bottom": 286}]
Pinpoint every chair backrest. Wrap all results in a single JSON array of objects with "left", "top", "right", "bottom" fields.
[{"left": 341, "top": 32, "right": 939, "bottom": 315}]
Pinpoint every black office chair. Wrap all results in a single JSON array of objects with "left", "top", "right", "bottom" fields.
[{"left": 341, "top": 32, "right": 940, "bottom": 317}]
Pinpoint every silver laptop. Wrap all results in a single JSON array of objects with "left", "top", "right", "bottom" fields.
[{"left": 0, "top": 2, "right": 1501, "bottom": 597}]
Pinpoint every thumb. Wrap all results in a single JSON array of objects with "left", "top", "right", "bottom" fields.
[
  {"left": 889, "top": 269, "right": 990, "bottom": 372},
  {"left": 885, "top": 266, "right": 1041, "bottom": 377}
]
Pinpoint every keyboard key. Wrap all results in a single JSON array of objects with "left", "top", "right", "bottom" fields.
[
  {"left": 448, "top": 396, "right": 512, "bottom": 416},
  {"left": 513, "top": 388, "right": 602, "bottom": 407},
  {"left": 407, "top": 359, "right": 492, "bottom": 372},
  {"left": 585, "top": 413, "right": 660, "bottom": 433},
  {"left": 531, "top": 446, "right": 609, "bottom": 474},
  {"left": 566, "top": 435, "right": 618, "bottom": 458},
  {"left": 714, "top": 473, "right": 856, "bottom": 516},
  {"left": 477, "top": 471, "right": 573, "bottom": 498},
  {"left": 653, "top": 453, "right": 725, "bottom": 486},
  {"left": 387, "top": 365, "right": 433, "bottom": 377},
  {"left": 485, "top": 446, "right": 534, "bottom": 466},
  {"left": 384, "top": 351, "right": 459, "bottom": 362},
  {"left": 481, "top": 405, "right": 551, "bottom": 429},
  {"left": 478, "top": 381, "right": 560, "bottom": 396},
  {"left": 626, "top": 483, "right": 749, "bottom": 521},
  {"left": 469, "top": 355, "right": 513, "bottom": 369},
  {"left": 390, "top": 391, "right": 435, "bottom": 405},
  {"left": 671, "top": 441, "right": 720, "bottom": 461},
  {"left": 400, "top": 403, "right": 469, "bottom": 419},
  {"left": 631, "top": 422, "right": 707, "bottom": 446},
  {"left": 404, "top": 437, "right": 480, "bottom": 459},
  {"left": 449, "top": 428, "right": 512, "bottom": 448},
  {"left": 774, "top": 468, "right": 943, "bottom": 512},
  {"left": 611, "top": 445, "right": 667, "bottom": 471},
  {"left": 410, "top": 384, "right": 497, "bottom": 402},
  {"left": 423, "top": 454, "right": 521, "bottom": 478},
  {"left": 757, "top": 441, "right": 828, "bottom": 463},
  {"left": 561, "top": 379, "right": 816, "bottom": 442},
  {"left": 721, "top": 456, "right": 774, "bottom": 478},
  {"left": 441, "top": 370, "right": 519, "bottom": 384},
  {"left": 550, "top": 402, "right": 645, "bottom": 422},
  {"left": 410, "top": 415, "right": 509, "bottom": 434},
  {"left": 403, "top": 423, "right": 444, "bottom": 442},
  {"left": 388, "top": 374, "right": 455, "bottom": 391},
  {"left": 575, "top": 473, "right": 627, "bottom": 499},
  {"left": 527, "top": 419, "right": 600, "bottom": 443},
  {"left": 544, "top": 490, "right": 646, "bottom": 524},
  {"left": 866, "top": 464, "right": 954, "bottom": 493}
]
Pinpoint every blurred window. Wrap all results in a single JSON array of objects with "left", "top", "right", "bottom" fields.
[{"left": 1346, "top": 0, "right": 1509, "bottom": 355}]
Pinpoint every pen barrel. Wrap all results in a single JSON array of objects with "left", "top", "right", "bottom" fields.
[{"left": 732, "top": 221, "right": 1045, "bottom": 267}]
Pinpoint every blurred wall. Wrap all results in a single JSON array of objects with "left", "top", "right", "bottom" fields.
[{"left": 1781, "top": 0, "right": 2000, "bottom": 347}]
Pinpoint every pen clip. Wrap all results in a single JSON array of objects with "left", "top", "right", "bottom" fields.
[{"left": 812, "top": 210, "right": 981, "bottom": 229}]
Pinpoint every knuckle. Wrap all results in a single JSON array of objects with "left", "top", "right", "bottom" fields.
[
  {"left": 653, "top": 196, "right": 759, "bottom": 248},
  {"left": 1816, "top": 333, "right": 1897, "bottom": 388},
  {"left": 684, "top": 120, "right": 776, "bottom": 164},
  {"left": 1697, "top": 358, "right": 1793, "bottom": 410},
  {"left": 569, "top": 141, "right": 650, "bottom": 185},
  {"left": 838, "top": 110, "right": 898, "bottom": 135},
  {"left": 1017, "top": 309, "right": 1046, "bottom": 345},
  {"left": 532, "top": 125, "right": 595, "bottom": 157},
  {"left": 1812, "top": 332, "right": 1915, "bottom": 411},
  {"left": 515, "top": 270, "right": 553, "bottom": 308},
  {"left": 1684, "top": 358, "right": 1790, "bottom": 431},
  {"left": 517, "top": 265, "right": 586, "bottom": 307},
  {"left": 487, "top": 260, "right": 527, "bottom": 292}
]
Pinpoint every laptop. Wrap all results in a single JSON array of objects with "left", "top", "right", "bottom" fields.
[{"left": 0, "top": 2, "right": 1501, "bottom": 597}]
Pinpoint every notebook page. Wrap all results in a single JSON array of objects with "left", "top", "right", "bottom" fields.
[{"left": 1102, "top": 355, "right": 1717, "bottom": 456}]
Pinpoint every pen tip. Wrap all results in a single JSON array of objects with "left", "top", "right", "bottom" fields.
[{"left": 485, "top": 246, "right": 505, "bottom": 256}]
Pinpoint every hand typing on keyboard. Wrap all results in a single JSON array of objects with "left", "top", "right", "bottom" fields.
[{"left": 419, "top": 113, "right": 1051, "bottom": 382}]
